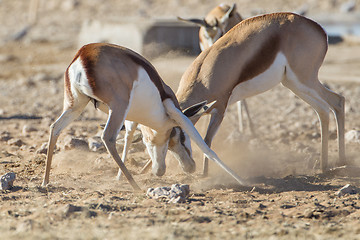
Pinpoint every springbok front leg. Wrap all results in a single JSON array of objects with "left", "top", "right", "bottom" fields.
[
  {"left": 102, "top": 106, "right": 141, "bottom": 190},
  {"left": 202, "top": 107, "right": 225, "bottom": 176}
]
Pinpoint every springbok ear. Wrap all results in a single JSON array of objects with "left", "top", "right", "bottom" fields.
[
  {"left": 182, "top": 100, "right": 216, "bottom": 118},
  {"left": 220, "top": 3, "right": 236, "bottom": 24},
  {"left": 177, "top": 17, "right": 209, "bottom": 28}
]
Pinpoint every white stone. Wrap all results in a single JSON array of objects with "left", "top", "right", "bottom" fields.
[
  {"left": 63, "top": 136, "right": 88, "bottom": 150},
  {"left": 22, "top": 125, "right": 38, "bottom": 134},
  {"left": 345, "top": 130, "right": 360, "bottom": 143},
  {"left": 147, "top": 184, "right": 190, "bottom": 203}
]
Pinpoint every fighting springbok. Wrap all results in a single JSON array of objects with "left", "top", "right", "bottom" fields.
[
  {"left": 174, "top": 12, "right": 346, "bottom": 176},
  {"left": 178, "top": 3, "right": 254, "bottom": 134},
  {"left": 42, "top": 43, "right": 245, "bottom": 190}
]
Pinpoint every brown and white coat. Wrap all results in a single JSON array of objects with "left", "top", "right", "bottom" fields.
[
  {"left": 175, "top": 12, "right": 346, "bottom": 175},
  {"left": 43, "top": 43, "right": 245, "bottom": 190}
]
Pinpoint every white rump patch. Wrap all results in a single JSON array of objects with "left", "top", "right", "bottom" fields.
[
  {"left": 228, "top": 52, "right": 287, "bottom": 105},
  {"left": 68, "top": 58, "right": 94, "bottom": 97}
]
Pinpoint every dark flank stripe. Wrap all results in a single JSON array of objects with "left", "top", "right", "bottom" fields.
[{"left": 237, "top": 34, "right": 280, "bottom": 86}]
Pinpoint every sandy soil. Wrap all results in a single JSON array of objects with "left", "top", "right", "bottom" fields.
[{"left": 1, "top": 0, "right": 360, "bottom": 239}]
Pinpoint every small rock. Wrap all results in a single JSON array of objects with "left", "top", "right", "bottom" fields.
[
  {"left": 304, "top": 209, "right": 314, "bottom": 218},
  {"left": 63, "top": 204, "right": 97, "bottom": 218},
  {"left": 169, "top": 184, "right": 190, "bottom": 198},
  {"left": 258, "top": 203, "right": 267, "bottom": 209},
  {"left": 88, "top": 136, "right": 105, "bottom": 152},
  {"left": 0, "top": 54, "right": 17, "bottom": 63},
  {"left": 0, "top": 131, "right": 12, "bottom": 141},
  {"left": 192, "top": 216, "right": 212, "bottom": 223},
  {"left": 63, "top": 204, "right": 83, "bottom": 217},
  {"left": 280, "top": 204, "right": 296, "bottom": 209},
  {"left": 0, "top": 172, "right": 16, "bottom": 190},
  {"left": 147, "top": 184, "right": 190, "bottom": 203},
  {"left": 147, "top": 186, "right": 171, "bottom": 198},
  {"left": 311, "top": 132, "right": 321, "bottom": 139},
  {"left": 22, "top": 125, "right": 38, "bottom": 134},
  {"left": 336, "top": 184, "right": 357, "bottom": 197},
  {"left": 8, "top": 138, "right": 25, "bottom": 147},
  {"left": 37, "top": 142, "right": 49, "bottom": 155},
  {"left": 345, "top": 130, "right": 360, "bottom": 143},
  {"left": 63, "top": 136, "right": 88, "bottom": 150}
]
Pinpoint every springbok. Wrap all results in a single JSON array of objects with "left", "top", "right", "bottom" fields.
[
  {"left": 178, "top": 3, "right": 254, "bottom": 134},
  {"left": 42, "top": 43, "right": 245, "bottom": 190},
  {"left": 174, "top": 12, "right": 346, "bottom": 176}
]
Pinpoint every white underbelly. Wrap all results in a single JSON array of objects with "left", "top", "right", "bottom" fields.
[
  {"left": 125, "top": 67, "right": 172, "bottom": 131},
  {"left": 228, "top": 52, "right": 287, "bottom": 106}
]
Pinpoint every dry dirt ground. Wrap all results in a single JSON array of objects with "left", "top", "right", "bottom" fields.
[{"left": 1, "top": 0, "right": 360, "bottom": 239}]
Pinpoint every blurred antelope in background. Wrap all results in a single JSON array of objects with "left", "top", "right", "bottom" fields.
[
  {"left": 42, "top": 43, "right": 246, "bottom": 190},
  {"left": 178, "top": 3, "right": 255, "bottom": 134},
  {"left": 174, "top": 12, "right": 346, "bottom": 176}
]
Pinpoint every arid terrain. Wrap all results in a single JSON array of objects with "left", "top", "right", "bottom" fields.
[{"left": 1, "top": 0, "right": 360, "bottom": 239}]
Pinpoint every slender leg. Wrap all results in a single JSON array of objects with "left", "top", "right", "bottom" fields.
[
  {"left": 140, "top": 159, "right": 152, "bottom": 174},
  {"left": 237, "top": 101, "right": 244, "bottom": 133},
  {"left": 323, "top": 88, "right": 346, "bottom": 166},
  {"left": 116, "top": 121, "right": 138, "bottom": 180},
  {"left": 283, "top": 79, "right": 331, "bottom": 172},
  {"left": 241, "top": 100, "right": 256, "bottom": 136},
  {"left": 335, "top": 103, "right": 346, "bottom": 166},
  {"left": 42, "top": 101, "right": 88, "bottom": 186},
  {"left": 102, "top": 108, "right": 141, "bottom": 191},
  {"left": 202, "top": 108, "right": 225, "bottom": 176},
  {"left": 237, "top": 100, "right": 256, "bottom": 136},
  {"left": 317, "top": 110, "right": 330, "bottom": 171}
]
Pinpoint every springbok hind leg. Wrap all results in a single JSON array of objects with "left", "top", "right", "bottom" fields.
[
  {"left": 283, "top": 78, "right": 332, "bottom": 172},
  {"left": 42, "top": 99, "right": 89, "bottom": 186},
  {"left": 237, "top": 101, "right": 245, "bottom": 133},
  {"left": 237, "top": 100, "right": 256, "bottom": 136},
  {"left": 322, "top": 86, "right": 346, "bottom": 166},
  {"left": 102, "top": 108, "right": 141, "bottom": 191}
]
